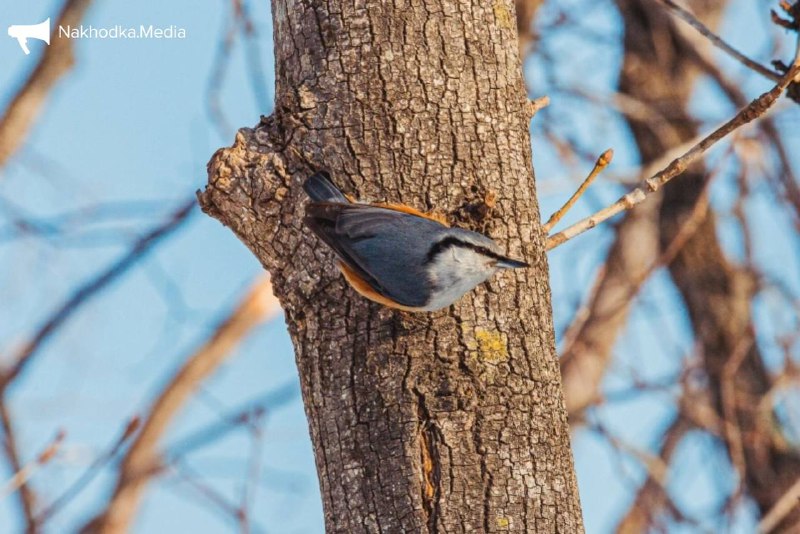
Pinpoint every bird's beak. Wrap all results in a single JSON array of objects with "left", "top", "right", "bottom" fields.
[{"left": 497, "top": 257, "right": 529, "bottom": 269}]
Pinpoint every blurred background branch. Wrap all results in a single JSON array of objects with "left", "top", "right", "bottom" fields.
[
  {"left": 0, "top": 0, "right": 798, "bottom": 531},
  {"left": 87, "top": 277, "right": 279, "bottom": 533},
  {"left": 0, "top": 0, "right": 94, "bottom": 169}
]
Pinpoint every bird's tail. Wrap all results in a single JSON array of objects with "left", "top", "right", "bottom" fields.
[{"left": 303, "top": 171, "right": 348, "bottom": 203}]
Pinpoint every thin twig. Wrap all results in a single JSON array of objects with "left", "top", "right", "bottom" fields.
[
  {"left": 0, "top": 401, "right": 38, "bottom": 530},
  {"left": 527, "top": 95, "right": 550, "bottom": 120},
  {"left": 681, "top": 25, "right": 800, "bottom": 231},
  {"left": 0, "top": 199, "right": 195, "bottom": 394},
  {"left": 543, "top": 148, "right": 613, "bottom": 233},
  {"left": 240, "top": 409, "right": 266, "bottom": 534},
  {"left": 606, "top": 150, "right": 725, "bottom": 305},
  {"left": 656, "top": 0, "right": 781, "bottom": 82},
  {"left": 36, "top": 417, "right": 140, "bottom": 523},
  {"left": 168, "top": 460, "right": 266, "bottom": 534},
  {"left": 1, "top": 430, "right": 65, "bottom": 499},
  {"left": 0, "top": 200, "right": 192, "bottom": 532},
  {"left": 615, "top": 416, "right": 695, "bottom": 532},
  {"left": 164, "top": 381, "right": 298, "bottom": 459},
  {"left": 546, "top": 64, "right": 800, "bottom": 251}
]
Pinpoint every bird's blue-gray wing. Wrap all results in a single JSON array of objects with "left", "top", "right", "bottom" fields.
[
  {"left": 303, "top": 171, "right": 349, "bottom": 203},
  {"left": 304, "top": 203, "right": 445, "bottom": 307}
]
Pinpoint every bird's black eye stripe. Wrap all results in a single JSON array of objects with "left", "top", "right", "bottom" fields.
[
  {"left": 425, "top": 236, "right": 506, "bottom": 263},
  {"left": 425, "top": 236, "right": 459, "bottom": 263}
]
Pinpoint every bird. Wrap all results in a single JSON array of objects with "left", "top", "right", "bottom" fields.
[{"left": 302, "top": 171, "right": 529, "bottom": 312}]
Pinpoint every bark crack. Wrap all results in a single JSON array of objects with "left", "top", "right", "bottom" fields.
[{"left": 414, "top": 387, "right": 443, "bottom": 533}]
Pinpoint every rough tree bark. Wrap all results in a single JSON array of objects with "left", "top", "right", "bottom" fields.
[{"left": 199, "top": 0, "right": 583, "bottom": 532}]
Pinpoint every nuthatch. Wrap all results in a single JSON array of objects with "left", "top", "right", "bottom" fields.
[{"left": 303, "top": 171, "right": 529, "bottom": 312}]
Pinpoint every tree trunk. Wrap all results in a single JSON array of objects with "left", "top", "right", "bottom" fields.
[{"left": 199, "top": 0, "right": 583, "bottom": 531}]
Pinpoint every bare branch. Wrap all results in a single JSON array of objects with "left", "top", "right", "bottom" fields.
[
  {"left": 656, "top": 0, "right": 781, "bottom": 81},
  {"left": 559, "top": 199, "right": 660, "bottom": 417},
  {"left": 0, "top": 199, "right": 195, "bottom": 394},
  {"left": 86, "top": 277, "right": 280, "bottom": 534},
  {"left": 526, "top": 95, "right": 550, "bottom": 120},
  {"left": 36, "top": 417, "right": 140, "bottom": 523},
  {"left": 560, "top": 166, "right": 716, "bottom": 418},
  {"left": 759, "top": 476, "right": 800, "bottom": 533},
  {"left": 546, "top": 64, "right": 800, "bottom": 250},
  {"left": 0, "top": 430, "right": 64, "bottom": 499},
  {"left": 0, "top": 0, "right": 94, "bottom": 168},
  {"left": 543, "top": 149, "right": 613, "bottom": 233},
  {"left": 0, "top": 201, "right": 193, "bottom": 531},
  {"left": 615, "top": 417, "right": 693, "bottom": 532},
  {"left": 0, "top": 402, "right": 38, "bottom": 531}
]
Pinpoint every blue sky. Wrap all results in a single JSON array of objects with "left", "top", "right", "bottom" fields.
[
  {"left": 2, "top": 1, "right": 320, "bottom": 532},
  {"left": 1, "top": 0, "right": 798, "bottom": 532}
]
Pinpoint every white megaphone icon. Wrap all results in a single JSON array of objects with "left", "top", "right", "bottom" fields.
[{"left": 8, "top": 18, "right": 51, "bottom": 55}]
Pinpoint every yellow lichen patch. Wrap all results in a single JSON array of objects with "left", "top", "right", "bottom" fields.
[
  {"left": 496, "top": 516, "right": 510, "bottom": 528},
  {"left": 475, "top": 328, "right": 509, "bottom": 363},
  {"left": 492, "top": 1, "right": 515, "bottom": 30}
]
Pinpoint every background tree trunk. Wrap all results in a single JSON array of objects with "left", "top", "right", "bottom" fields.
[
  {"left": 614, "top": 1, "right": 800, "bottom": 530},
  {"left": 199, "top": 0, "right": 583, "bottom": 532}
]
